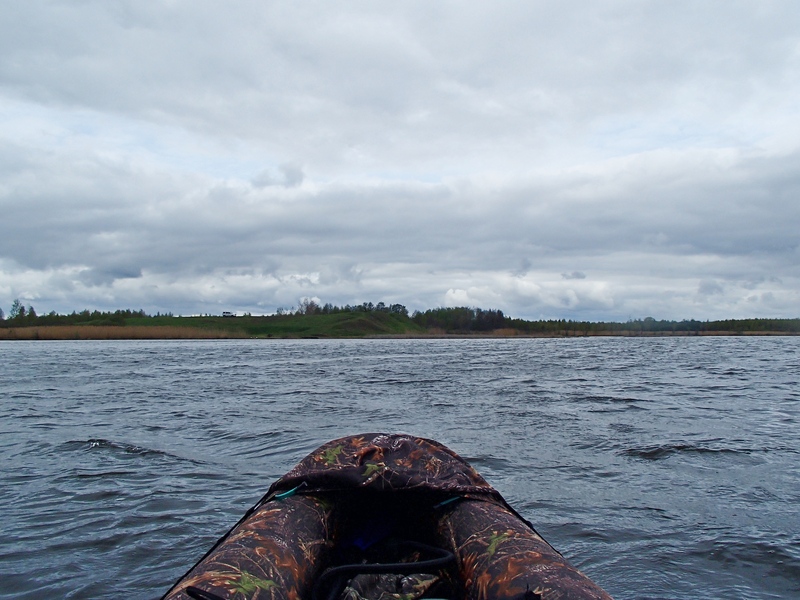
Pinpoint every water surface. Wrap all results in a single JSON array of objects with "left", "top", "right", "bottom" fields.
[{"left": 1, "top": 337, "right": 798, "bottom": 599}]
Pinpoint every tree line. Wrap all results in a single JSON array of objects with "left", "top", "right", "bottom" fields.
[
  {"left": 2, "top": 298, "right": 798, "bottom": 334},
  {"left": 411, "top": 307, "right": 508, "bottom": 332},
  {"left": 280, "top": 299, "right": 409, "bottom": 317},
  {"left": 0, "top": 300, "right": 149, "bottom": 327},
  {"left": 503, "top": 315, "right": 800, "bottom": 335}
]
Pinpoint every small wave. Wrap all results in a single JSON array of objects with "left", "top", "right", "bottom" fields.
[
  {"left": 574, "top": 395, "right": 650, "bottom": 412},
  {"left": 582, "top": 395, "right": 642, "bottom": 403},
  {"left": 622, "top": 505, "right": 677, "bottom": 520},
  {"left": 60, "top": 439, "right": 178, "bottom": 460},
  {"left": 464, "top": 454, "right": 518, "bottom": 473},
  {"left": 276, "top": 388, "right": 340, "bottom": 397},
  {"left": 430, "top": 401, "right": 457, "bottom": 408},
  {"left": 588, "top": 405, "right": 646, "bottom": 413},
  {"left": 689, "top": 536, "right": 800, "bottom": 585},
  {"left": 358, "top": 377, "right": 442, "bottom": 386},
  {"left": 572, "top": 437, "right": 623, "bottom": 453},
  {"left": 609, "top": 423, "right": 641, "bottom": 434},
  {"left": 621, "top": 443, "right": 754, "bottom": 461}
]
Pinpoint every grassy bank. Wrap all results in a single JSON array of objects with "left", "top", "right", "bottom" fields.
[
  {"left": 125, "top": 312, "right": 426, "bottom": 338},
  {"left": 0, "top": 312, "right": 425, "bottom": 340}
]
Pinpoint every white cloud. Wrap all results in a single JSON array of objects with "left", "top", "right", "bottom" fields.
[{"left": 1, "top": 1, "right": 799, "bottom": 320}]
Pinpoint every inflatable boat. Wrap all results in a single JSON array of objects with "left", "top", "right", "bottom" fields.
[{"left": 162, "top": 433, "right": 612, "bottom": 600}]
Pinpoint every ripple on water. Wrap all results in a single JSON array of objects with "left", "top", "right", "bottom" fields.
[
  {"left": 621, "top": 442, "right": 766, "bottom": 461},
  {"left": 1, "top": 337, "right": 799, "bottom": 600}
]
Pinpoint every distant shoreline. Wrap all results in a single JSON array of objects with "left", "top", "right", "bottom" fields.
[
  {"left": 1, "top": 324, "right": 797, "bottom": 341},
  {"left": 2, "top": 308, "right": 798, "bottom": 339},
  {"left": 367, "top": 330, "right": 800, "bottom": 338}
]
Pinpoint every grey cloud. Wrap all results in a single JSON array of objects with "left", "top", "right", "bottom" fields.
[
  {"left": 280, "top": 164, "right": 305, "bottom": 188},
  {"left": 3, "top": 3, "right": 798, "bottom": 176},
  {"left": 2, "top": 140, "right": 799, "bottom": 319},
  {"left": 562, "top": 271, "right": 587, "bottom": 280},
  {"left": 697, "top": 280, "right": 724, "bottom": 296},
  {"left": 252, "top": 163, "right": 305, "bottom": 189},
  {"left": 79, "top": 265, "right": 143, "bottom": 287},
  {"left": 1, "top": 2, "right": 799, "bottom": 319}
]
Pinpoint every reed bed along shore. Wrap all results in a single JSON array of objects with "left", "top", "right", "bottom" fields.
[{"left": 0, "top": 326, "right": 245, "bottom": 340}]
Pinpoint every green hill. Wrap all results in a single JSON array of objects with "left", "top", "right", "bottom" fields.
[{"left": 124, "top": 311, "right": 425, "bottom": 338}]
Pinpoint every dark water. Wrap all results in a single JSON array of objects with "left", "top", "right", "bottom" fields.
[{"left": 1, "top": 337, "right": 798, "bottom": 599}]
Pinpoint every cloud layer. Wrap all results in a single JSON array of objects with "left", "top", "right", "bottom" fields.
[{"left": 2, "top": 1, "right": 799, "bottom": 320}]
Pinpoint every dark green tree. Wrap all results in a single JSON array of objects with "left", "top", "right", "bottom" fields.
[
  {"left": 297, "top": 298, "right": 320, "bottom": 315},
  {"left": 8, "top": 298, "right": 25, "bottom": 320},
  {"left": 9, "top": 299, "right": 24, "bottom": 319},
  {"left": 389, "top": 304, "right": 408, "bottom": 317}
]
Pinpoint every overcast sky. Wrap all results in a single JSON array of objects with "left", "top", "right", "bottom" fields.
[{"left": 1, "top": 1, "right": 799, "bottom": 321}]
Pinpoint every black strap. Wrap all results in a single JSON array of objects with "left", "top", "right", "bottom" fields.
[{"left": 185, "top": 586, "right": 227, "bottom": 600}]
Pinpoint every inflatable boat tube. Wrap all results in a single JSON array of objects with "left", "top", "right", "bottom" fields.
[{"left": 162, "top": 433, "right": 613, "bottom": 600}]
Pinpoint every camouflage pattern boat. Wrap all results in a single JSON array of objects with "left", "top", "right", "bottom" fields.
[{"left": 162, "top": 433, "right": 613, "bottom": 600}]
